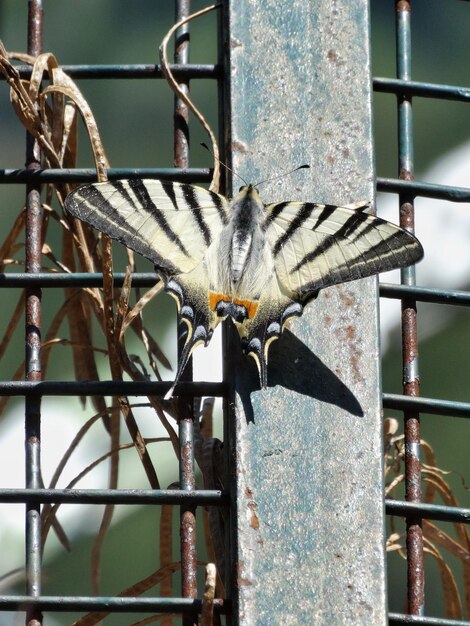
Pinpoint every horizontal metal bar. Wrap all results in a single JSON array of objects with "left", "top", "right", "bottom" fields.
[
  {"left": 386, "top": 499, "right": 470, "bottom": 524},
  {"left": 0, "top": 488, "right": 228, "bottom": 506},
  {"left": 389, "top": 613, "right": 470, "bottom": 626},
  {"left": 374, "top": 77, "right": 470, "bottom": 102},
  {"left": 380, "top": 283, "right": 470, "bottom": 306},
  {"left": 7, "top": 63, "right": 222, "bottom": 80},
  {"left": 0, "top": 380, "right": 227, "bottom": 397},
  {"left": 383, "top": 393, "right": 470, "bottom": 418},
  {"left": 3, "top": 274, "right": 470, "bottom": 310},
  {"left": 377, "top": 177, "right": 470, "bottom": 201},
  {"left": 0, "top": 167, "right": 212, "bottom": 184},
  {"left": 0, "top": 595, "right": 229, "bottom": 614},
  {"left": 0, "top": 272, "right": 159, "bottom": 288}
]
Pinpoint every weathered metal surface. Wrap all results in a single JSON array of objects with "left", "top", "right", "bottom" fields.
[
  {"left": 396, "top": 0, "right": 424, "bottom": 616},
  {"left": 174, "top": 4, "right": 199, "bottom": 623},
  {"left": 25, "top": 1, "right": 44, "bottom": 625},
  {"left": 225, "top": 1, "right": 386, "bottom": 623}
]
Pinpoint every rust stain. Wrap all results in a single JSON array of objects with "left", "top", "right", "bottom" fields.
[
  {"left": 250, "top": 512, "right": 260, "bottom": 530},
  {"left": 337, "top": 288, "right": 354, "bottom": 307},
  {"left": 232, "top": 140, "right": 248, "bottom": 154},
  {"left": 236, "top": 561, "right": 253, "bottom": 587},
  {"left": 327, "top": 49, "right": 337, "bottom": 62},
  {"left": 396, "top": 0, "right": 411, "bottom": 12}
]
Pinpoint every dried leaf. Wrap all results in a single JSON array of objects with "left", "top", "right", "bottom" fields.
[{"left": 159, "top": 4, "right": 221, "bottom": 191}]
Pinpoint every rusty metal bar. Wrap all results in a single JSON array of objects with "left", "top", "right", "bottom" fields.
[
  {"left": 174, "top": 0, "right": 190, "bottom": 169},
  {"left": 24, "top": 2, "right": 44, "bottom": 626},
  {"left": 396, "top": 0, "right": 424, "bottom": 617},
  {"left": 173, "top": 3, "right": 198, "bottom": 624}
]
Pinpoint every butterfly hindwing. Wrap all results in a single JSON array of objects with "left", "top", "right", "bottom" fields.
[{"left": 233, "top": 277, "right": 304, "bottom": 388}]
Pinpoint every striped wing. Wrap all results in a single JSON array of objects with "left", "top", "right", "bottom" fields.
[
  {"left": 264, "top": 201, "right": 423, "bottom": 299},
  {"left": 65, "top": 179, "right": 230, "bottom": 275},
  {"left": 65, "top": 179, "right": 230, "bottom": 398}
]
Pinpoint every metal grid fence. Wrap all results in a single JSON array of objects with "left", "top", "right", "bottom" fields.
[
  {"left": 376, "top": 1, "right": 470, "bottom": 625},
  {"left": 0, "top": 1, "right": 228, "bottom": 625},
  {"left": 0, "top": 1, "right": 469, "bottom": 625}
]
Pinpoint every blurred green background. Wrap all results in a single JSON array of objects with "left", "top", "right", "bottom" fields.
[{"left": 0, "top": 1, "right": 469, "bottom": 623}]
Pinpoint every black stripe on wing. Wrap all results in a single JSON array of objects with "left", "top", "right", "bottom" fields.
[
  {"left": 263, "top": 202, "right": 291, "bottom": 230},
  {"left": 271, "top": 203, "right": 316, "bottom": 256},
  {"left": 127, "top": 180, "right": 189, "bottom": 256},
  {"left": 296, "top": 229, "right": 422, "bottom": 293},
  {"left": 182, "top": 185, "right": 212, "bottom": 247},
  {"left": 291, "top": 213, "right": 416, "bottom": 275},
  {"left": 67, "top": 183, "right": 182, "bottom": 273}
]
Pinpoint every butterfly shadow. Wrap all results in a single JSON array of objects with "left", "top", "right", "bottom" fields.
[{"left": 233, "top": 329, "right": 364, "bottom": 423}]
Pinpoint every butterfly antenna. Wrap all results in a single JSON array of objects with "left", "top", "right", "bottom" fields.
[
  {"left": 200, "top": 142, "right": 248, "bottom": 186},
  {"left": 255, "top": 164, "right": 310, "bottom": 188}
]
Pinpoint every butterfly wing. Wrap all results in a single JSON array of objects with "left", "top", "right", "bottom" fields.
[
  {"left": 233, "top": 275, "right": 304, "bottom": 388},
  {"left": 65, "top": 179, "right": 229, "bottom": 274},
  {"left": 233, "top": 199, "right": 423, "bottom": 387},
  {"left": 65, "top": 179, "right": 230, "bottom": 396},
  {"left": 263, "top": 200, "right": 424, "bottom": 299}
]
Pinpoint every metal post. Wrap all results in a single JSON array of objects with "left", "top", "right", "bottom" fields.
[
  {"left": 396, "top": 0, "right": 424, "bottom": 616},
  {"left": 25, "top": 1, "right": 43, "bottom": 625},
  {"left": 174, "top": 2, "right": 198, "bottom": 625},
  {"left": 225, "top": 1, "right": 387, "bottom": 623}
]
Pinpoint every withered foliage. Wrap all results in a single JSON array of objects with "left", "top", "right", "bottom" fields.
[{"left": 384, "top": 417, "right": 470, "bottom": 620}]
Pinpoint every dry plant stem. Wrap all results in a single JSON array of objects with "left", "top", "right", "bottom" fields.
[
  {"left": 41, "top": 433, "right": 169, "bottom": 548},
  {"left": 201, "top": 563, "right": 217, "bottom": 626},
  {"left": 424, "top": 538, "right": 463, "bottom": 619},
  {"left": 385, "top": 428, "right": 470, "bottom": 619},
  {"left": 159, "top": 3, "right": 221, "bottom": 192},
  {"left": 72, "top": 562, "right": 183, "bottom": 626}
]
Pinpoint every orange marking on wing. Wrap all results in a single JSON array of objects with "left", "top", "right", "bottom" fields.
[
  {"left": 234, "top": 298, "right": 259, "bottom": 319},
  {"left": 209, "top": 291, "right": 231, "bottom": 311}
]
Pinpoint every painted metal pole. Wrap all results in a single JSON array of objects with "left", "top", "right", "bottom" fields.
[{"left": 225, "top": 1, "right": 387, "bottom": 623}]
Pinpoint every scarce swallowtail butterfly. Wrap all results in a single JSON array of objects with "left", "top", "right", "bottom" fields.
[{"left": 65, "top": 178, "right": 423, "bottom": 396}]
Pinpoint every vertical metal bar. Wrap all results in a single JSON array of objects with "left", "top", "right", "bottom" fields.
[
  {"left": 173, "top": 2, "right": 198, "bottom": 624},
  {"left": 226, "top": 2, "right": 386, "bottom": 624},
  {"left": 396, "top": 0, "right": 424, "bottom": 616},
  {"left": 25, "top": 2, "right": 43, "bottom": 625},
  {"left": 174, "top": 0, "right": 190, "bottom": 168}
]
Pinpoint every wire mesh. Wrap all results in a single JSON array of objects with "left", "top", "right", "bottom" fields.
[
  {"left": 0, "top": 1, "right": 469, "bottom": 625},
  {"left": 0, "top": 1, "right": 227, "bottom": 625},
  {"left": 375, "top": 1, "right": 470, "bottom": 624}
]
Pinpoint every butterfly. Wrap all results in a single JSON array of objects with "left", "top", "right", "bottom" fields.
[{"left": 65, "top": 178, "right": 423, "bottom": 396}]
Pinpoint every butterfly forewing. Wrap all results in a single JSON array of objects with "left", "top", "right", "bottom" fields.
[
  {"left": 65, "top": 180, "right": 229, "bottom": 275},
  {"left": 264, "top": 201, "right": 424, "bottom": 297}
]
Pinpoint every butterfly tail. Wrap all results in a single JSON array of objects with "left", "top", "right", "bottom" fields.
[{"left": 164, "top": 331, "right": 196, "bottom": 400}]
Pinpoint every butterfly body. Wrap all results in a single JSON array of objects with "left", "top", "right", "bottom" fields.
[{"left": 65, "top": 178, "right": 423, "bottom": 395}]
